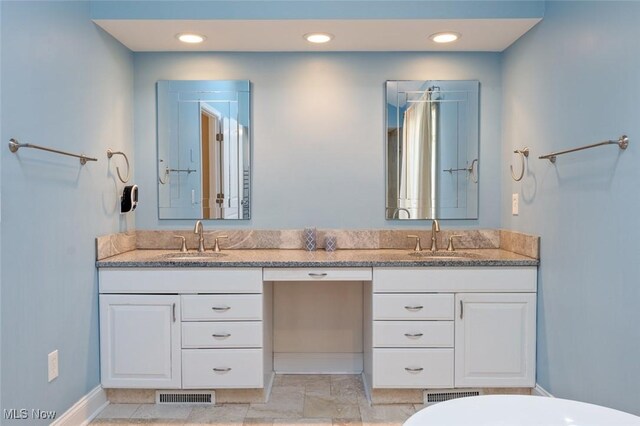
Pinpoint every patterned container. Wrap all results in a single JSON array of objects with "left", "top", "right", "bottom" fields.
[
  {"left": 325, "top": 235, "right": 337, "bottom": 252},
  {"left": 303, "top": 227, "right": 317, "bottom": 251}
]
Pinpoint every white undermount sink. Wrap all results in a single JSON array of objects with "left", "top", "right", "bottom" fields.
[
  {"left": 407, "top": 251, "right": 481, "bottom": 259},
  {"left": 160, "top": 252, "right": 228, "bottom": 260}
]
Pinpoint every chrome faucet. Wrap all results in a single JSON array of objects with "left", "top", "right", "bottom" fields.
[
  {"left": 194, "top": 220, "right": 206, "bottom": 252},
  {"left": 430, "top": 219, "right": 440, "bottom": 252}
]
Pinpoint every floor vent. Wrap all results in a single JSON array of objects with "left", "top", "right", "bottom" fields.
[
  {"left": 424, "top": 389, "right": 482, "bottom": 405},
  {"left": 156, "top": 391, "right": 215, "bottom": 405}
]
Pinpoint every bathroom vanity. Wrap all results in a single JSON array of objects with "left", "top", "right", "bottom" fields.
[{"left": 96, "top": 247, "right": 537, "bottom": 402}]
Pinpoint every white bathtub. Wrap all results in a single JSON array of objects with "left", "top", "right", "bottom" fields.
[{"left": 404, "top": 395, "right": 640, "bottom": 426}]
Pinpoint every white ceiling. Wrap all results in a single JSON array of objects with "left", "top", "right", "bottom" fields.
[{"left": 94, "top": 18, "right": 541, "bottom": 52}]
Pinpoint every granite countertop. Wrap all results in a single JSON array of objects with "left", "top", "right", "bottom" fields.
[{"left": 96, "top": 248, "right": 538, "bottom": 268}]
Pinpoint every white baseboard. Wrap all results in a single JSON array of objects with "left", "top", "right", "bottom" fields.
[
  {"left": 50, "top": 385, "right": 108, "bottom": 426},
  {"left": 274, "top": 352, "right": 363, "bottom": 374},
  {"left": 532, "top": 383, "right": 554, "bottom": 397}
]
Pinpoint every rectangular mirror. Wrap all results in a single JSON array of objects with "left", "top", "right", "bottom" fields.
[
  {"left": 157, "top": 80, "right": 251, "bottom": 220},
  {"left": 385, "top": 80, "right": 479, "bottom": 220}
]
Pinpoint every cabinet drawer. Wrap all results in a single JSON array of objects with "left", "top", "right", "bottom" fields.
[
  {"left": 263, "top": 268, "right": 372, "bottom": 281},
  {"left": 182, "top": 295, "right": 262, "bottom": 321},
  {"left": 373, "top": 294, "right": 454, "bottom": 320},
  {"left": 372, "top": 348, "right": 453, "bottom": 388},
  {"left": 182, "top": 322, "right": 262, "bottom": 348},
  {"left": 182, "top": 349, "right": 263, "bottom": 388},
  {"left": 373, "top": 321, "right": 453, "bottom": 348},
  {"left": 99, "top": 268, "right": 263, "bottom": 294},
  {"left": 373, "top": 267, "right": 537, "bottom": 293}
]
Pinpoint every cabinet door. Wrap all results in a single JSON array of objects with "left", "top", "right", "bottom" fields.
[
  {"left": 100, "top": 294, "right": 181, "bottom": 388},
  {"left": 455, "top": 293, "right": 536, "bottom": 387}
]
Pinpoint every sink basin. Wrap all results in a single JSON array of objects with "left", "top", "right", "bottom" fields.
[
  {"left": 407, "top": 251, "right": 480, "bottom": 260},
  {"left": 160, "top": 252, "right": 228, "bottom": 261}
]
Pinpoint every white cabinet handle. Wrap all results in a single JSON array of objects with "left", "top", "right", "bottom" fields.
[
  {"left": 308, "top": 273, "right": 328, "bottom": 278},
  {"left": 212, "top": 333, "right": 231, "bottom": 338},
  {"left": 404, "top": 333, "right": 424, "bottom": 338},
  {"left": 405, "top": 367, "right": 424, "bottom": 372},
  {"left": 213, "top": 367, "right": 232, "bottom": 373},
  {"left": 211, "top": 306, "right": 231, "bottom": 312},
  {"left": 404, "top": 305, "right": 424, "bottom": 311}
]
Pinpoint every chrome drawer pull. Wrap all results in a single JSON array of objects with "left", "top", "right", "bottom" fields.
[
  {"left": 213, "top": 367, "right": 232, "bottom": 373},
  {"left": 211, "top": 306, "right": 231, "bottom": 312},
  {"left": 405, "top": 367, "right": 424, "bottom": 372},
  {"left": 404, "top": 305, "right": 424, "bottom": 311},
  {"left": 212, "top": 333, "right": 231, "bottom": 338},
  {"left": 404, "top": 333, "right": 424, "bottom": 338},
  {"left": 308, "top": 273, "right": 328, "bottom": 278}
]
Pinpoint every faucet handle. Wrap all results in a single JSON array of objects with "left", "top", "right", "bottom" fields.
[
  {"left": 173, "top": 235, "right": 188, "bottom": 253},
  {"left": 213, "top": 235, "right": 228, "bottom": 253},
  {"left": 447, "top": 234, "right": 462, "bottom": 252},
  {"left": 407, "top": 235, "right": 422, "bottom": 252}
]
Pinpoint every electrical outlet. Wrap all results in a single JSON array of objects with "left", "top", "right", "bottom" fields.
[
  {"left": 512, "top": 193, "right": 519, "bottom": 216},
  {"left": 48, "top": 350, "right": 59, "bottom": 382}
]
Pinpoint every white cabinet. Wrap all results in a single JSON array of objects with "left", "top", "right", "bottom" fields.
[
  {"left": 371, "top": 287, "right": 455, "bottom": 388},
  {"left": 98, "top": 265, "right": 537, "bottom": 393},
  {"left": 98, "top": 268, "right": 270, "bottom": 391},
  {"left": 181, "top": 294, "right": 265, "bottom": 389},
  {"left": 366, "top": 267, "right": 537, "bottom": 392},
  {"left": 99, "top": 294, "right": 181, "bottom": 388},
  {"left": 455, "top": 293, "right": 536, "bottom": 387}
]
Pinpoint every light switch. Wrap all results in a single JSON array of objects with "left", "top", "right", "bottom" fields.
[{"left": 512, "top": 193, "right": 519, "bottom": 216}]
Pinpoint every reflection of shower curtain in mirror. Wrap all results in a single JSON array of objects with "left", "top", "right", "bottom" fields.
[{"left": 399, "top": 90, "right": 438, "bottom": 219}]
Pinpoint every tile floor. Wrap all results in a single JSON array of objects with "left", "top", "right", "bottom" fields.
[{"left": 91, "top": 375, "right": 424, "bottom": 425}]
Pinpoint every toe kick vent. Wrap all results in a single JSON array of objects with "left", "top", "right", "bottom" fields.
[
  {"left": 424, "top": 389, "right": 482, "bottom": 405},
  {"left": 156, "top": 390, "right": 215, "bottom": 405}
]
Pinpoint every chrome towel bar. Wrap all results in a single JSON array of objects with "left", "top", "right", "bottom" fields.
[
  {"left": 539, "top": 135, "right": 628, "bottom": 163},
  {"left": 8, "top": 138, "right": 97, "bottom": 165}
]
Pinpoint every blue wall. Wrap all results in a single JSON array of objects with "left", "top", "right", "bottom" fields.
[
  {"left": 134, "top": 52, "right": 503, "bottom": 229},
  {"left": 0, "top": 1, "right": 3, "bottom": 418},
  {"left": 0, "top": 1, "right": 133, "bottom": 423},
  {"left": 502, "top": 1, "right": 640, "bottom": 415},
  {"left": 91, "top": 0, "right": 545, "bottom": 21}
]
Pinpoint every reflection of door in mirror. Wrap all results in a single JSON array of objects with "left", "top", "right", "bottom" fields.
[
  {"left": 200, "top": 102, "right": 240, "bottom": 220},
  {"left": 200, "top": 106, "right": 218, "bottom": 219}
]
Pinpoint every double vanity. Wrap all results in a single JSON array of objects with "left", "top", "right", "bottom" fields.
[
  {"left": 97, "top": 73, "right": 535, "bottom": 405},
  {"left": 96, "top": 233, "right": 538, "bottom": 404}
]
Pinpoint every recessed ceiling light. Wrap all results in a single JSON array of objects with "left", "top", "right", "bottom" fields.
[
  {"left": 304, "top": 33, "right": 334, "bottom": 44},
  {"left": 429, "top": 32, "right": 461, "bottom": 44},
  {"left": 176, "top": 33, "right": 206, "bottom": 44}
]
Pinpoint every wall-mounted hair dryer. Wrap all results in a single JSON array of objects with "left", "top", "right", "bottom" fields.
[{"left": 121, "top": 184, "right": 138, "bottom": 214}]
